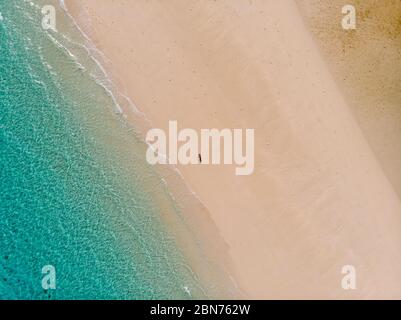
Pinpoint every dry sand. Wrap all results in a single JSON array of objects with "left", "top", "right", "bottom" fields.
[{"left": 65, "top": 0, "right": 401, "bottom": 299}]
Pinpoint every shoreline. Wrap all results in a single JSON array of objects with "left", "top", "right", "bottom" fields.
[
  {"left": 65, "top": 0, "right": 401, "bottom": 298},
  {"left": 1, "top": 0, "right": 236, "bottom": 298},
  {"left": 57, "top": 0, "right": 243, "bottom": 299}
]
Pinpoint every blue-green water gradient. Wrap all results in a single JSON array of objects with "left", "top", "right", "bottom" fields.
[{"left": 0, "top": 0, "right": 209, "bottom": 299}]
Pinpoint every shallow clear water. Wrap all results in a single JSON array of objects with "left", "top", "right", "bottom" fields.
[{"left": 0, "top": 0, "right": 209, "bottom": 299}]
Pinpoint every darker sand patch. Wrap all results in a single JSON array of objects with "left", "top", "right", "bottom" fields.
[{"left": 297, "top": 0, "right": 401, "bottom": 198}]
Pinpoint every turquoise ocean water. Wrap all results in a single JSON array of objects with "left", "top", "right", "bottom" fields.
[{"left": 0, "top": 0, "right": 222, "bottom": 299}]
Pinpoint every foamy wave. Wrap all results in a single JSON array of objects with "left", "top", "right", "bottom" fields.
[{"left": 57, "top": 3, "right": 211, "bottom": 221}]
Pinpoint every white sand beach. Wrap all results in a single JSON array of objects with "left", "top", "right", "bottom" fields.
[{"left": 65, "top": 0, "right": 401, "bottom": 299}]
